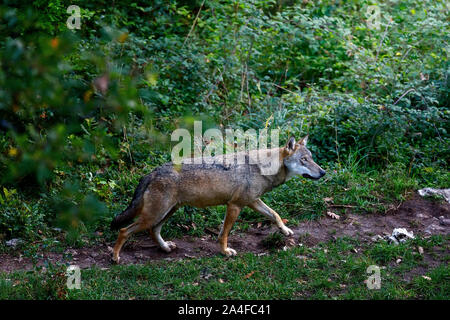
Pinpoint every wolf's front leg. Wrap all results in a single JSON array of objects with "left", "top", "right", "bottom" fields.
[
  {"left": 248, "top": 199, "right": 294, "bottom": 236},
  {"left": 218, "top": 204, "right": 241, "bottom": 256}
]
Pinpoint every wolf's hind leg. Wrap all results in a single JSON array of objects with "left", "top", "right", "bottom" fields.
[
  {"left": 218, "top": 204, "right": 241, "bottom": 256},
  {"left": 112, "top": 222, "right": 144, "bottom": 264},
  {"left": 149, "top": 205, "right": 178, "bottom": 253},
  {"left": 248, "top": 199, "right": 294, "bottom": 236}
]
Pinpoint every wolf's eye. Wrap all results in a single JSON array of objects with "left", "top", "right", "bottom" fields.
[{"left": 301, "top": 157, "right": 308, "bottom": 162}]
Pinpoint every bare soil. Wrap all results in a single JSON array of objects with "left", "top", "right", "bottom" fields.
[{"left": 1, "top": 194, "right": 448, "bottom": 273}]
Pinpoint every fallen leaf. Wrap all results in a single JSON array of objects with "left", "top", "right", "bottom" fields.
[
  {"left": 282, "top": 219, "right": 289, "bottom": 224},
  {"left": 323, "top": 197, "right": 333, "bottom": 203},
  {"left": 244, "top": 271, "right": 255, "bottom": 279},
  {"left": 422, "top": 276, "right": 431, "bottom": 281},
  {"left": 327, "top": 211, "right": 340, "bottom": 220}
]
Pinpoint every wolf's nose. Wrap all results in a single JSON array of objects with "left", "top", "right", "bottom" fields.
[{"left": 319, "top": 169, "right": 326, "bottom": 177}]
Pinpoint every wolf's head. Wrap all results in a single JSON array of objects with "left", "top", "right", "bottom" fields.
[{"left": 283, "top": 136, "right": 326, "bottom": 180}]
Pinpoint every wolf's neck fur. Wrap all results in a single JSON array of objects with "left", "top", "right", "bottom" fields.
[
  {"left": 265, "top": 164, "right": 288, "bottom": 188},
  {"left": 255, "top": 147, "right": 290, "bottom": 189}
]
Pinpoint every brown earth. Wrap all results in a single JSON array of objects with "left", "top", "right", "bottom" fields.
[{"left": 0, "top": 193, "right": 448, "bottom": 273}]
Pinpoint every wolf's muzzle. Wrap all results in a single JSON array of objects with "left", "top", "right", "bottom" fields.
[{"left": 302, "top": 169, "right": 326, "bottom": 180}]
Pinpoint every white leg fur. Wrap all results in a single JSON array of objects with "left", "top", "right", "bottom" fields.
[{"left": 153, "top": 224, "right": 176, "bottom": 252}]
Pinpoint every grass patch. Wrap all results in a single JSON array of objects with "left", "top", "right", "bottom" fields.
[{"left": 1, "top": 236, "right": 448, "bottom": 300}]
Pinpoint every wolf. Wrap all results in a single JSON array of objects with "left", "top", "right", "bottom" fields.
[{"left": 110, "top": 136, "right": 325, "bottom": 263}]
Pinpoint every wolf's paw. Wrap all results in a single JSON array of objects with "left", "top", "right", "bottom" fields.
[
  {"left": 161, "top": 241, "right": 177, "bottom": 253},
  {"left": 222, "top": 248, "right": 237, "bottom": 257},
  {"left": 167, "top": 241, "right": 177, "bottom": 250},
  {"left": 281, "top": 226, "right": 294, "bottom": 237},
  {"left": 111, "top": 256, "right": 120, "bottom": 264}
]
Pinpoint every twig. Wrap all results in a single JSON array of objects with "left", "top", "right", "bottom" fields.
[
  {"left": 328, "top": 204, "right": 356, "bottom": 208},
  {"left": 376, "top": 19, "right": 392, "bottom": 61},
  {"left": 393, "top": 88, "right": 416, "bottom": 105},
  {"left": 271, "top": 83, "right": 297, "bottom": 95},
  {"left": 182, "top": 0, "right": 206, "bottom": 48},
  {"left": 384, "top": 201, "right": 403, "bottom": 214}
]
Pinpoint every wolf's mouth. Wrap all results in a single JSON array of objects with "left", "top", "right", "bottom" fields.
[{"left": 302, "top": 173, "right": 320, "bottom": 180}]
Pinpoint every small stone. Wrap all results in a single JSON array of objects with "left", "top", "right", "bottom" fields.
[
  {"left": 418, "top": 246, "right": 424, "bottom": 255},
  {"left": 371, "top": 235, "right": 383, "bottom": 242},
  {"left": 257, "top": 252, "right": 267, "bottom": 257},
  {"left": 438, "top": 216, "right": 450, "bottom": 226},
  {"left": 426, "top": 224, "right": 446, "bottom": 233}
]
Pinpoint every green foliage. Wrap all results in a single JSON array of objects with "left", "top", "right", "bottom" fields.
[{"left": 0, "top": 0, "right": 448, "bottom": 241}]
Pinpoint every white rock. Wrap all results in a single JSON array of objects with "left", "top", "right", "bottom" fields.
[
  {"left": 5, "top": 238, "right": 23, "bottom": 248},
  {"left": 418, "top": 188, "right": 450, "bottom": 203},
  {"left": 392, "top": 228, "right": 415, "bottom": 243}
]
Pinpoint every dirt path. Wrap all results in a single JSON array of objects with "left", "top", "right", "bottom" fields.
[{"left": 1, "top": 194, "right": 449, "bottom": 273}]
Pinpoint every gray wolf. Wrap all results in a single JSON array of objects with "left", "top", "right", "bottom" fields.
[{"left": 110, "top": 135, "right": 325, "bottom": 263}]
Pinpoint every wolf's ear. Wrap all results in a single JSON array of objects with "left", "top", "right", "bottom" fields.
[
  {"left": 298, "top": 135, "right": 308, "bottom": 147},
  {"left": 286, "top": 136, "right": 296, "bottom": 151}
]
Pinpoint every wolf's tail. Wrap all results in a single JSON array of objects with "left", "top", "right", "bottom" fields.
[{"left": 110, "top": 175, "right": 152, "bottom": 230}]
